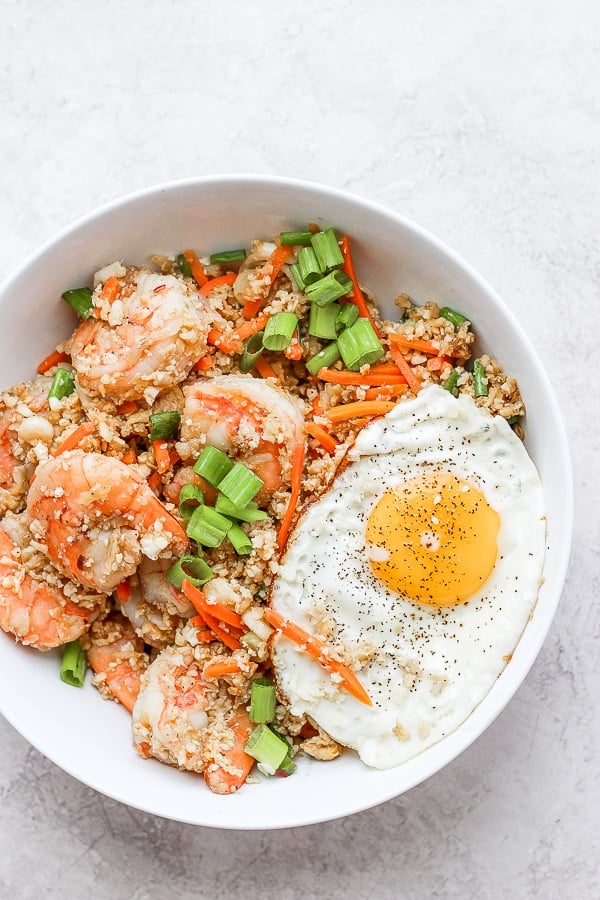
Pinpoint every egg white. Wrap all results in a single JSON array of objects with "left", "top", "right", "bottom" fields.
[{"left": 270, "top": 385, "right": 546, "bottom": 769}]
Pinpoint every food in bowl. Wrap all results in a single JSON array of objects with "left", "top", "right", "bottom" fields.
[{"left": 0, "top": 223, "right": 546, "bottom": 794}]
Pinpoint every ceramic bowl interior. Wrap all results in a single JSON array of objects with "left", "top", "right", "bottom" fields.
[{"left": 0, "top": 176, "right": 572, "bottom": 829}]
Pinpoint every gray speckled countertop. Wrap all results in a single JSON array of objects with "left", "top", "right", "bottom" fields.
[{"left": 0, "top": 2, "right": 598, "bottom": 897}]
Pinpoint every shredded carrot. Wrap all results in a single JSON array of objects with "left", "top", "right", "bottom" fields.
[
  {"left": 308, "top": 223, "right": 320, "bottom": 234},
  {"left": 192, "top": 354, "right": 215, "bottom": 372},
  {"left": 121, "top": 447, "right": 137, "bottom": 465},
  {"left": 183, "top": 585, "right": 244, "bottom": 631},
  {"left": 52, "top": 421, "right": 95, "bottom": 457},
  {"left": 116, "top": 400, "right": 138, "bottom": 415},
  {"left": 147, "top": 471, "right": 161, "bottom": 492},
  {"left": 305, "top": 422, "right": 338, "bottom": 454},
  {"left": 284, "top": 331, "right": 303, "bottom": 360},
  {"left": 242, "top": 245, "right": 292, "bottom": 319},
  {"left": 311, "top": 395, "right": 323, "bottom": 416},
  {"left": 169, "top": 449, "right": 181, "bottom": 467},
  {"left": 316, "top": 368, "right": 407, "bottom": 387},
  {"left": 277, "top": 441, "right": 305, "bottom": 551},
  {"left": 181, "top": 581, "right": 243, "bottom": 651},
  {"left": 427, "top": 355, "right": 452, "bottom": 372},
  {"left": 37, "top": 349, "right": 69, "bottom": 375},
  {"left": 368, "top": 363, "right": 404, "bottom": 375},
  {"left": 208, "top": 313, "right": 269, "bottom": 355},
  {"left": 203, "top": 658, "right": 244, "bottom": 679},
  {"left": 340, "top": 236, "right": 382, "bottom": 337},
  {"left": 100, "top": 276, "right": 120, "bottom": 304},
  {"left": 199, "top": 273, "right": 237, "bottom": 297},
  {"left": 254, "top": 356, "right": 278, "bottom": 379},
  {"left": 152, "top": 440, "right": 171, "bottom": 475},
  {"left": 182, "top": 249, "right": 208, "bottom": 287},
  {"left": 264, "top": 608, "right": 372, "bottom": 706},
  {"left": 389, "top": 345, "right": 422, "bottom": 395},
  {"left": 195, "top": 629, "right": 217, "bottom": 643},
  {"left": 388, "top": 332, "right": 440, "bottom": 355},
  {"left": 364, "top": 384, "right": 408, "bottom": 401},
  {"left": 115, "top": 579, "right": 131, "bottom": 603},
  {"left": 327, "top": 400, "right": 397, "bottom": 423}
]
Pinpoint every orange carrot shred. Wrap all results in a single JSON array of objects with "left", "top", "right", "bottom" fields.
[
  {"left": 327, "top": 400, "right": 397, "bottom": 423},
  {"left": 183, "top": 585, "right": 244, "bottom": 630},
  {"left": 152, "top": 440, "right": 171, "bottom": 475},
  {"left": 264, "top": 608, "right": 372, "bottom": 706},
  {"left": 52, "top": 421, "right": 95, "bottom": 457},
  {"left": 368, "top": 363, "right": 404, "bottom": 375},
  {"left": 100, "top": 276, "right": 120, "bottom": 304},
  {"left": 116, "top": 400, "right": 138, "bottom": 415},
  {"left": 203, "top": 658, "right": 244, "bottom": 679},
  {"left": 181, "top": 581, "right": 242, "bottom": 651},
  {"left": 121, "top": 447, "right": 137, "bottom": 465},
  {"left": 147, "top": 471, "right": 161, "bottom": 492},
  {"left": 284, "top": 331, "right": 303, "bottom": 360},
  {"left": 208, "top": 313, "right": 269, "bottom": 355},
  {"left": 388, "top": 332, "right": 440, "bottom": 355},
  {"left": 364, "top": 384, "right": 408, "bottom": 401},
  {"left": 115, "top": 579, "right": 131, "bottom": 603},
  {"left": 340, "top": 236, "right": 382, "bottom": 337},
  {"left": 254, "top": 356, "right": 278, "bottom": 380},
  {"left": 182, "top": 249, "right": 208, "bottom": 287},
  {"left": 37, "top": 350, "right": 69, "bottom": 375},
  {"left": 389, "top": 345, "right": 422, "bottom": 394},
  {"left": 199, "top": 273, "right": 237, "bottom": 297},
  {"left": 192, "top": 354, "right": 215, "bottom": 372},
  {"left": 195, "top": 630, "right": 217, "bottom": 643},
  {"left": 316, "top": 368, "right": 406, "bottom": 387},
  {"left": 305, "top": 422, "right": 338, "bottom": 454},
  {"left": 277, "top": 441, "right": 305, "bottom": 551}
]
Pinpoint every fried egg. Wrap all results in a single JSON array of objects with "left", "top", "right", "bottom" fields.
[{"left": 270, "top": 385, "right": 546, "bottom": 768}]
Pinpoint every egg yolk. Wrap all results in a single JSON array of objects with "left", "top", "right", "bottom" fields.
[{"left": 365, "top": 471, "right": 500, "bottom": 607}]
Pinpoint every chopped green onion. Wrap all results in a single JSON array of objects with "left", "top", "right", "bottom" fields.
[
  {"left": 262, "top": 312, "right": 299, "bottom": 351},
  {"left": 149, "top": 410, "right": 181, "bottom": 441},
  {"left": 60, "top": 640, "right": 87, "bottom": 688},
  {"left": 193, "top": 445, "right": 234, "bottom": 487},
  {"left": 276, "top": 752, "right": 297, "bottom": 776},
  {"left": 176, "top": 253, "right": 192, "bottom": 277},
  {"left": 48, "top": 368, "right": 75, "bottom": 402},
  {"left": 209, "top": 248, "right": 247, "bottom": 264},
  {"left": 335, "top": 303, "right": 359, "bottom": 332},
  {"left": 443, "top": 368, "right": 460, "bottom": 395},
  {"left": 249, "top": 677, "right": 277, "bottom": 723},
  {"left": 61, "top": 288, "right": 93, "bottom": 319},
  {"left": 178, "top": 483, "right": 205, "bottom": 520},
  {"left": 297, "top": 247, "right": 324, "bottom": 286},
  {"left": 473, "top": 360, "right": 489, "bottom": 397},
  {"left": 215, "top": 494, "right": 268, "bottom": 523},
  {"left": 289, "top": 264, "right": 307, "bottom": 292},
  {"left": 244, "top": 724, "right": 290, "bottom": 773},
  {"left": 305, "top": 341, "right": 341, "bottom": 375},
  {"left": 506, "top": 414, "right": 522, "bottom": 425},
  {"left": 218, "top": 462, "right": 263, "bottom": 507},
  {"left": 279, "top": 230, "right": 313, "bottom": 246},
  {"left": 166, "top": 553, "right": 213, "bottom": 588},
  {"left": 305, "top": 270, "right": 353, "bottom": 307},
  {"left": 186, "top": 504, "right": 231, "bottom": 547},
  {"left": 440, "top": 306, "right": 470, "bottom": 329},
  {"left": 336, "top": 318, "right": 385, "bottom": 371},
  {"left": 227, "top": 522, "right": 253, "bottom": 556},
  {"left": 239, "top": 331, "right": 265, "bottom": 373},
  {"left": 311, "top": 228, "right": 344, "bottom": 271},
  {"left": 309, "top": 302, "right": 340, "bottom": 340}
]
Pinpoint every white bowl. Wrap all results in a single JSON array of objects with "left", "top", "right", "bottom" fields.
[{"left": 0, "top": 176, "right": 572, "bottom": 829}]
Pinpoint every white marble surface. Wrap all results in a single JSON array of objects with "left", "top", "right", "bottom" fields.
[{"left": 0, "top": 1, "right": 598, "bottom": 897}]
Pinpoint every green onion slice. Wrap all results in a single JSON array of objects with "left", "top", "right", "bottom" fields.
[
  {"left": 239, "top": 331, "right": 265, "bottom": 373},
  {"left": 186, "top": 504, "right": 231, "bottom": 547},
  {"left": 289, "top": 264, "right": 307, "bottom": 292},
  {"left": 193, "top": 445, "right": 234, "bottom": 487},
  {"left": 166, "top": 553, "right": 213, "bottom": 589},
  {"left": 218, "top": 462, "right": 263, "bottom": 507},
  {"left": 249, "top": 677, "right": 277, "bottom": 723},
  {"left": 244, "top": 724, "right": 290, "bottom": 773},
  {"left": 305, "top": 270, "right": 353, "bottom": 307},
  {"left": 309, "top": 302, "right": 340, "bottom": 340},
  {"left": 176, "top": 253, "right": 192, "bottom": 277},
  {"left": 473, "top": 360, "right": 489, "bottom": 397},
  {"left": 297, "top": 247, "right": 324, "bottom": 286},
  {"left": 440, "top": 306, "right": 470, "bottom": 329},
  {"left": 262, "top": 312, "right": 299, "bottom": 351},
  {"left": 305, "top": 341, "right": 342, "bottom": 376},
  {"left": 506, "top": 414, "right": 522, "bottom": 425},
  {"left": 149, "top": 410, "right": 181, "bottom": 441},
  {"left": 48, "top": 368, "right": 75, "bottom": 402},
  {"left": 178, "top": 484, "right": 205, "bottom": 520},
  {"left": 336, "top": 303, "right": 359, "bottom": 332},
  {"left": 227, "top": 522, "right": 253, "bottom": 556},
  {"left": 443, "top": 368, "right": 460, "bottom": 395},
  {"left": 310, "top": 228, "right": 344, "bottom": 271},
  {"left": 279, "top": 230, "right": 313, "bottom": 246},
  {"left": 209, "top": 249, "right": 247, "bottom": 264},
  {"left": 60, "top": 640, "right": 87, "bottom": 688},
  {"left": 215, "top": 494, "right": 268, "bottom": 523},
  {"left": 277, "top": 752, "right": 297, "bottom": 776},
  {"left": 336, "top": 318, "right": 385, "bottom": 371},
  {"left": 61, "top": 288, "right": 93, "bottom": 319}
]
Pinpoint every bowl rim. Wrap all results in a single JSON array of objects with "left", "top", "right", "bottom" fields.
[{"left": 0, "top": 174, "right": 573, "bottom": 828}]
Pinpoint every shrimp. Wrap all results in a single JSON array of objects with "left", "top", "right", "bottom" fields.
[
  {"left": 118, "top": 557, "right": 194, "bottom": 648},
  {"left": 83, "top": 610, "right": 148, "bottom": 712},
  {"left": 132, "top": 640, "right": 256, "bottom": 794},
  {"left": 178, "top": 375, "right": 305, "bottom": 494},
  {"left": 0, "top": 512, "right": 105, "bottom": 650},
  {"left": 69, "top": 266, "right": 221, "bottom": 406},
  {"left": 26, "top": 450, "right": 188, "bottom": 594},
  {"left": 232, "top": 240, "right": 279, "bottom": 308}
]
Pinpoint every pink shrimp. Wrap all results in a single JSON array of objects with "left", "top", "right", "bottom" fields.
[
  {"left": 26, "top": 450, "right": 188, "bottom": 594},
  {"left": 117, "top": 556, "right": 195, "bottom": 648},
  {"left": 85, "top": 611, "right": 148, "bottom": 712}
]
